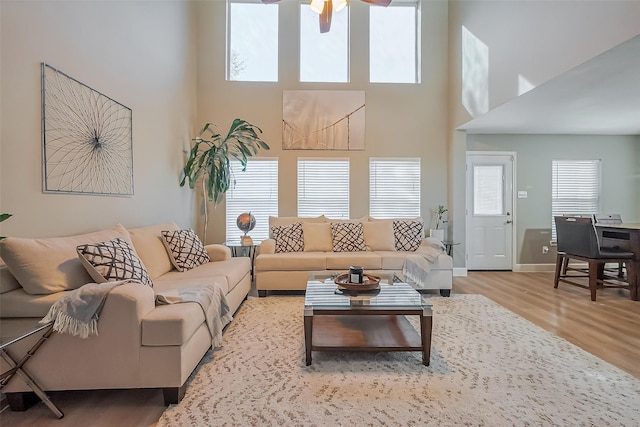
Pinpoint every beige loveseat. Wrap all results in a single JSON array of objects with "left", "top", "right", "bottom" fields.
[
  {"left": 0, "top": 223, "right": 251, "bottom": 408},
  {"left": 255, "top": 216, "right": 453, "bottom": 297}
]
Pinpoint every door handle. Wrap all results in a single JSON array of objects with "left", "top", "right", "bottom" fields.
[{"left": 506, "top": 220, "right": 513, "bottom": 224}]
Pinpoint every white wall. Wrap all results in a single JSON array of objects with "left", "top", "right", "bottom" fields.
[
  {"left": 0, "top": 0, "right": 197, "bottom": 238},
  {"left": 195, "top": 0, "right": 450, "bottom": 244},
  {"left": 2, "top": 0, "right": 637, "bottom": 254},
  {"left": 467, "top": 134, "right": 640, "bottom": 266},
  {"left": 447, "top": 0, "right": 640, "bottom": 268},
  {"left": 449, "top": 0, "right": 640, "bottom": 124}
]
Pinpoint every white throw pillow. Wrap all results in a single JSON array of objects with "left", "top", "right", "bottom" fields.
[
  {"left": 362, "top": 221, "right": 395, "bottom": 251},
  {"left": 128, "top": 222, "right": 179, "bottom": 279},
  {"left": 77, "top": 238, "right": 153, "bottom": 287},
  {"left": 330, "top": 222, "right": 367, "bottom": 252},
  {"left": 161, "top": 229, "right": 210, "bottom": 272},
  {"left": 303, "top": 223, "right": 333, "bottom": 252},
  {"left": 393, "top": 220, "right": 424, "bottom": 251},
  {"left": 268, "top": 216, "right": 326, "bottom": 238},
  {"left": 271, "top": 223, "right": 304, "bottom": 253}
]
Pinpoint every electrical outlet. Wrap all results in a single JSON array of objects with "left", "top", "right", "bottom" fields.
[{"left": 542, "top": 245, "right": 549, "bottom": 254}]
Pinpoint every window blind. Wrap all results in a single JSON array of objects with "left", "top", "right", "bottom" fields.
[
  {"left": 225, "top": 158, "right": 278, "bottom": 242},
  {"left": 551, "top": 159, "right": 601, "bottom": 241},
  {"left": 369, "top": 158, "right": 420, "bottom": 218},
  {"left": 298, "top": 158, "right": 349, "bottom": 219}
]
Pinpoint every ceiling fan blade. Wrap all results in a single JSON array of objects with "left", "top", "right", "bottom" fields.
[
  {"left": 319, "top": 0, "right": 333, "bottom": 33},
  {"left": 361, "top": 0, "right": 392, "bottom": 6}
]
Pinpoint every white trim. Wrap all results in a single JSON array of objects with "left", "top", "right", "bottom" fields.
[
  {"left": 453, "top": 268, "right": 468, "bottom": 277},
  {"left": 513, "top": 264, "right": 556, "bottom": 272},
  {"left": 466, "top": 150, "right": 517, "bottom": 156}
]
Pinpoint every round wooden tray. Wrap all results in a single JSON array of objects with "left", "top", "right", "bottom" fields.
[{"left": 334, "top": 273, "right": 381, "bottom": 291}]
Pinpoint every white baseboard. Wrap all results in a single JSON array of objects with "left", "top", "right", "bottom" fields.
[
  {"left": 453, "top": 268, "right": 467, "bottom": 276},
  {"left": 513, "top": 263, "right": 556, "bottom": 272}
]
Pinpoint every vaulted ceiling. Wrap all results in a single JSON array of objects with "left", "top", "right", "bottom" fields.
[{"left": 458, "top": 34, "right": 640, "bottom": 135}]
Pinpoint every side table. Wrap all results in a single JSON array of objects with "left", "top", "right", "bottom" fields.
[
  {"left": 442, "top": 241, "right": 460, "bottom": 257},
  {"left": 1, "top": 318, "right": 64, "bottom": 418},
  {"left": 224, "top": 240, "right": 260, "bottom": 278}
]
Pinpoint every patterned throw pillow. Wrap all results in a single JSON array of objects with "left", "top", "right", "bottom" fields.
[
  {"left": 161, "top": 229, "right": 210, "bottom": 272},
  {"left": 77, "top": 238, "right": 153, "bottom": 287},
  {"left": 330, "top": 222, "right": 367, "bottom": 252},
  {"left": 393, "top": 220, "right": 424, "bottom": 251},
  {"left": 272, "top": 222, "right": 304, "bottom": 253}
]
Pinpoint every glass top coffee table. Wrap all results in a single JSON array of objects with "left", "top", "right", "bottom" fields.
[{"left": 304, "top": 272, "right": 433, "bottom": 366}]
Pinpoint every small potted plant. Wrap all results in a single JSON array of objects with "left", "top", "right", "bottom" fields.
[{"left": 429, "top": 205, "right": 447, "bottom": 241}]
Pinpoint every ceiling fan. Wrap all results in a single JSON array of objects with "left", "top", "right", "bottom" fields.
[{"left": 262, "top": 0, "right": 392, "bottom": 33}]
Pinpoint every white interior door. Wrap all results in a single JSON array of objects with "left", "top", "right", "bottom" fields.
[{"left": 466, "top": 153, "right": 514, "bottom": 270}]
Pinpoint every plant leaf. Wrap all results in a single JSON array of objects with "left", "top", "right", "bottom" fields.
[{"left": 181, "top": 119, "right": 269, "bottom": 205}]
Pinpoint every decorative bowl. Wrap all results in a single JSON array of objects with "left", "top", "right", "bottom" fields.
[{"left": 333, "top": 273, "right": 381, "bottom": 292}]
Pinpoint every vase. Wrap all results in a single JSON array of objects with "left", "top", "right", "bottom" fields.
[{"left": 429, "top": 229, "right": 445, "bottom": 241}]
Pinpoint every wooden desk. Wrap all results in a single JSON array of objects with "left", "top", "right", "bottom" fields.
[{"left": 596, "top": 223, "right": 640, "bottom": 300}]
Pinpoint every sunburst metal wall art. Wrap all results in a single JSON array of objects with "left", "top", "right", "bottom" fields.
[{"left": 41, "top": 63, "right": 133, "bottom": 196}]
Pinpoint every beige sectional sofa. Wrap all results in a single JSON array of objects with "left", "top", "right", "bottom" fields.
[
  {"left": 0, "top": 222, "right": 251, "bottom": 408},
  {"left": 255, "top": 216, "right": 453, "bottom": 296}
]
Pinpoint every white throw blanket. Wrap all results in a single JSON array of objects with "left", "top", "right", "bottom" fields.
[
  {"left": 41, "top": 280, "right": 232, "bottom": 348},
  {"left": 156, "top": 284, "right": 233, "bottom": 348},
  {"left": 41, "top": 279, "right": 139, "bottom": 338},
  {"left": 403, "top": 238, "right": 446, "bottom": 287}
]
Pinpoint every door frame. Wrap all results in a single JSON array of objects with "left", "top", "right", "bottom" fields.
[{"left": 465, "top": 151, "right": 517, "bottom": 271}]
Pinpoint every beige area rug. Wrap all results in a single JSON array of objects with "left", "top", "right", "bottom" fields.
[{"left": 158, "top": 295, "right": 640, "bottom": 426}]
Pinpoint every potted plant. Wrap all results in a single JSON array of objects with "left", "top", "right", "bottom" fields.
[
  {"left": 180, "top": 119, "right": 270, "bottom": 241},
  {"left": 429, "top": 204, "right": 447, "bottom": 241}
]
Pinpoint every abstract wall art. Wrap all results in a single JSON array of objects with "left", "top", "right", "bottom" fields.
[
  {"left": 282, "top": 90, "right": 365, "bottom": 150},
  {"left": 41, "top": 63, "right": 133, "bottom": 196}
]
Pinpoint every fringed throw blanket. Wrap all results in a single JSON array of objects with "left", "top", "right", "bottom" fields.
[
  {"left": 403, "top": 238, "right": 446, "bottom": 287},
  {"left": 156, "top": 284, "right": 232, "bottom": 348},
  {"left": 41, "top": 279, "right": 139, "bottom": 338},
  {"left": 41, "top": 280, "right": 232, "bottom": 348}
]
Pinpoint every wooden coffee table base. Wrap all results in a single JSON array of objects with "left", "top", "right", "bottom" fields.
[{"left": 304, "top": 313, "right": 432, "bottom": 366}]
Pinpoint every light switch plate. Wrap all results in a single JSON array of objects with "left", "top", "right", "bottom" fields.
[{"left": 517, "top": 191, "right": 528, "bottom": 198}]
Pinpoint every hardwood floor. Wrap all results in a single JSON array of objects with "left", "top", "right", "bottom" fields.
[
  {"left": 1, "top": 271, "right": 638, "bottom": 426},
  {"left": 454, "top": 271, "right": 640, "bottom": 378}
]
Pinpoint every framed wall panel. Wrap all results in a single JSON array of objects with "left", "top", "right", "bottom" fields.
[{"left": 41, "top": 63, "right": 133, "bottom": 196}]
